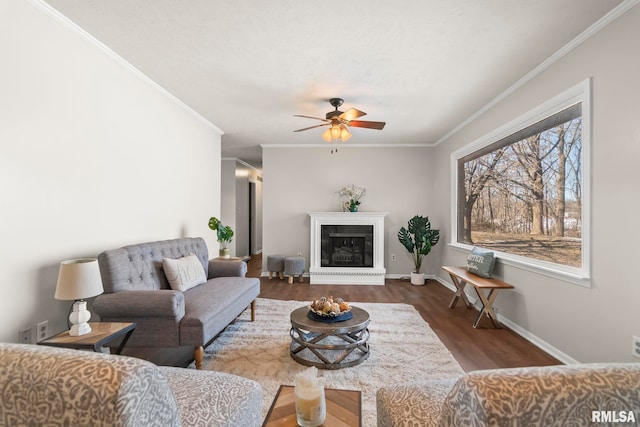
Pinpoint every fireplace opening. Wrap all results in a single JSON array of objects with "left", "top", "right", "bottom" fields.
[{"left": 321, "top": 225, "right": 373, "bottom": 268}]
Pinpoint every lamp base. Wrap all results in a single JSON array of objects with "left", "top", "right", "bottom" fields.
[
  {"left": 68, "top": 300, "right": 92, "bottom": 336},
  {"left": 69, "top": 322, "right": 92, "bottom": 336}
]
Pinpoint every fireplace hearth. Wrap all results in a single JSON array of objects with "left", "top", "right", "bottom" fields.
[{"left": 309, "top": 212, "right": 387, "bottom": 285}]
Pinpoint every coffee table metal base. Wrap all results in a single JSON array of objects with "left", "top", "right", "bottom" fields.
[{"left": 289, "top": 306, "right": 370, "bottom": 370}]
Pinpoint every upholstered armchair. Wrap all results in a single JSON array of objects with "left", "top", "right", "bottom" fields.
[
  {"left": 0, "top": 343, "right": 262, "bottom": 426},
  {"left": 377, "top": 363, "right": 640, "bottom": 426}
]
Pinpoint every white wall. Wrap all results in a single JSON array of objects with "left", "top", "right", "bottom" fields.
[
  {"left": 433, "top": 5, "right": 640, "bottom": 362},
  {"left": 0, "top": 1, "right": 222, "bottom": 342},
  {"left": 235, "top": 166, "right": 250, "bottom": 258},
  {"left": 221, "top": 159, "right": 237, "bottom": 256},
  {"left": 251, "top": 177, "right": 263, "bottom": 254},
  {"left": 262, "top": 146, "right": 436, "bottom": 277},
  {"left": 220, "top": 159, "right": 263, "bottom": 258}
]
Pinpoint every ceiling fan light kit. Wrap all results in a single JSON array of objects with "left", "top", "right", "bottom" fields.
[
  {"left": 294, "top": 98, "right": 385, "bottom": 142},
  {"left": 322, "top": 123, "right": 351, "bottom": 142}
]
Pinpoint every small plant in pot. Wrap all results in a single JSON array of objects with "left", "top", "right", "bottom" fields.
[
  {"left": 208, "top": 216, "right": 234, "bottom": 258},
  {"left": 398, "top": 215, "right": 440, "bottom": 285}
]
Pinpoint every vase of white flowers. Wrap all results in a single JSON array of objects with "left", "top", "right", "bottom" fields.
[{"left": 338, "top": 184, "right": 366, "bottom": 212}]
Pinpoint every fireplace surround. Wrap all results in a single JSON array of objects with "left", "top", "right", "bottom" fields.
[{"left": 309, "top": 212, "right": 387, "bottom": 285}]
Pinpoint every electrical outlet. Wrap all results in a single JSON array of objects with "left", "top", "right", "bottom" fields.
[
  {"left": 37, "top": 321, "right": 49, "bottom": 342},
  {"left": 297, "top": 252, "right": 302, "bottom": 257},
  {"left": 632, "top": 336, "right": 640, "bottom": 359},
  {"left": 391, "top": 254, "right": 397, "bottom": 262},
  {"left": 19, "top": 328, "right": 32, "bottom": 344}
]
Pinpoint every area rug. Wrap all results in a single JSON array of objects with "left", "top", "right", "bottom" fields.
[{"left": 197, "top": 298, "right": 464, "bottom": 426}]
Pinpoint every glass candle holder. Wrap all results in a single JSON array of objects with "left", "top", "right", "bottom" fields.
[{"left": 294, "top": 367, "right": 326, "bottom": 427}]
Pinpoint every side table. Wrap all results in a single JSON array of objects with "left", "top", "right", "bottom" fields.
[{"left": 38, "top": 322, "right": 136, "bottom": 354}]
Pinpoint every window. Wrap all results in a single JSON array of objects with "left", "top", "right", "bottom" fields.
[{"left": 451, "top": 80, "right": 590, "bottom": 284}]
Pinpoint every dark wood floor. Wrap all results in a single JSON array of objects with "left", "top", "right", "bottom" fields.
[{"left": 124, "top": 253, "right": 560, "bottom": 372}]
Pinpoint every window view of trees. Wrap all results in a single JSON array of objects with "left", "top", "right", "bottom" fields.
[{"left": 457, "top": 103, "right": 583, "bottom": 268}]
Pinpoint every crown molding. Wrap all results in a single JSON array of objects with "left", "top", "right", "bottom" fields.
[
  {"left": 261, "top": 143, "right": 434, "bottom": 149},
  {"left": 435, "top": 0, "right": 640, "bottom": 146},
  {"left": 29, "top": 0, "right": 224, "bottom": 135},
  {"left": 221, "top": 157, "right": 262, "bottom": 173}
]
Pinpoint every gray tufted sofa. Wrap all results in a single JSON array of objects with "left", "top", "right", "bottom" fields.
[
  {"left": 94, "top": 237, "right": 260, "bottom": 369},
  {"left": 0, "top": 343, "right": 262, "bottom": 427},
  {"left": 377, "top": 363, "right": 640, "bottom": 426}
]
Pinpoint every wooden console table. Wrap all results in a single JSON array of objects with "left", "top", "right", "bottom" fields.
[{"left": 442, "top": 266, "right": 514, "bottom": 328}]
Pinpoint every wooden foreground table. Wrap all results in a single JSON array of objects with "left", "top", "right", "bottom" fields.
[{"left": 262, "top": 385, "right": 361, "bottom": 427}]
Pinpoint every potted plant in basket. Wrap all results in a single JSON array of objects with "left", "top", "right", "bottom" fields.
[
  {"left": 398, "top": 215, "right": 440, "bottom": 285},
  {"left": 208, "top": 216, "right": 234, "bottom": 258}
]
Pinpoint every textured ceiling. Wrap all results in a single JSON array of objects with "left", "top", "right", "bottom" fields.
[{"left": 45, "top": 0, "right": 624, "bottom": 167}]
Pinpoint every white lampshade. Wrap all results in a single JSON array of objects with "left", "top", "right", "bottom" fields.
[
  {"left": 55, "top": 258, "right": 104, "bottom": 301},
  {"left": 55, "top": 258, "right": 104, "bottom": 336}
]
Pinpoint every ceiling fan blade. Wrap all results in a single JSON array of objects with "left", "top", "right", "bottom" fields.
[
  {"left": 293, "top": 114, "right": 329, "bottom": 122},
  {"left": 348, "top": 120, "right": 386, "bottom": 130},
  {"left": 293, "top": 123, "right": 329, "bottom": 132},
  {"left": 340, "top": 108, "right": 366, "bottom": 121}
]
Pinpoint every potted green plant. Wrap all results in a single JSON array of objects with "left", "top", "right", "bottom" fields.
[
  {"left": 398, "top": 215, "right": 440, "bottom": 285},
  {"left": 208, "top": 216, "right": 234, "bottom": 258}
]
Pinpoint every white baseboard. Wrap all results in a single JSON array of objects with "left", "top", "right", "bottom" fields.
[
  {"left": 496, "top": 315, "right": 578, "bottom": 365},
  {"left": 385, "top": 274, "right": 437, "bottom": 281},
  {"left": 434, "top": 276, "right": 578, "bottom": 365}
]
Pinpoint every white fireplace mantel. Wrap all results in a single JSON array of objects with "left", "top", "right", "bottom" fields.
[{"left": 309, "top": 212, "right": 387, "bottom": 285}]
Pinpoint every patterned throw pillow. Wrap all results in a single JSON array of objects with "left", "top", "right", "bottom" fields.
[
  {"left": 163, "top": 254, "right": 207, "bottom": 291},
  {"left": 466, "top": 247, "right": 496, "bottom": 278}
]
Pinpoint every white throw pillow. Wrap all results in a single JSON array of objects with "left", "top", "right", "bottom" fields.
[{"left": 162, "top": 254, "right": 207, "bottom": 292}]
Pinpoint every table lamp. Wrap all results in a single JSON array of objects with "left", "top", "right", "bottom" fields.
[{"left": 54, "top": 258, "right": 104, "bottom": 336}]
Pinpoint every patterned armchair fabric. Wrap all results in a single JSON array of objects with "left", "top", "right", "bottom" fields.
[
  {"left": 0, "top": 343, "right": 262, "bottom": 427},
  {"left": 439, "top": 364, "right": 640, "bottom": 427},
  {"left": 0, "top": 343, "right": 180, "bottom": 427},
  {"left": 377, "top": 364, "right": 640, "bottom": 427},
  {"left": 161, "top": 367, "right": 262, "bottom": 427},
  {"left": 376, "top": 378, "right": 460, "bottom": 427}
]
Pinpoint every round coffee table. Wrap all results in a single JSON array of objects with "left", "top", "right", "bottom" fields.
[{"left": 289, "top": 306, "right": 370, "bottom": 370}]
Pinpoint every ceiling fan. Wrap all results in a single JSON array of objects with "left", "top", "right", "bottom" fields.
[{"left": 294, "top": 98, "right": 386, "bottom": 142}]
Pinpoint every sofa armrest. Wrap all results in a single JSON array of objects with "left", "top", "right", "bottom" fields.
[
  {"left": 377, "top": 378, "right": 460, "bottom": 427},
  {"left": 94, "top": 290, "right": 185, "bottom": 318},
  {"left": 208, "top": 259, "right": 247, "bottom": 279}
]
